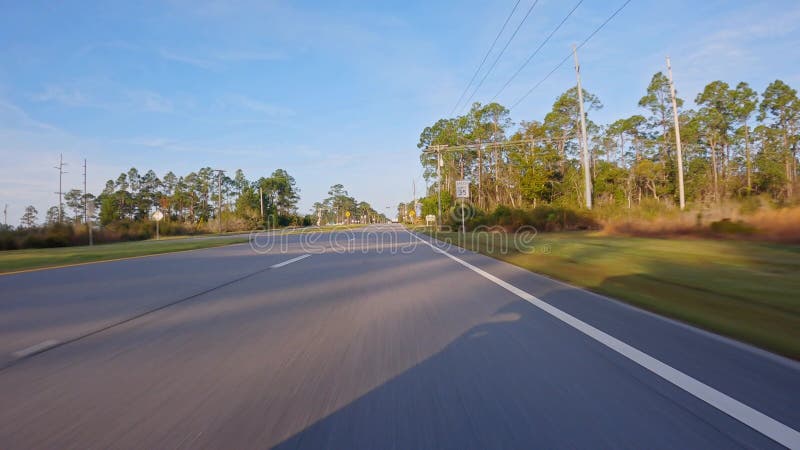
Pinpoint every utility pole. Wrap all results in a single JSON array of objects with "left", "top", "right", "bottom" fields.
[
  {"left": 573, "top": 45, "right": 592, "bottom": 210},
  {"left": 54, "top": 153, "right": 68, "bottom": 222},
  {"left": 429, "top": 144, "right": 448, "bottom": 228},
  {"left": 83, "top": 159, "right": 93, "bottom": 245},
  {"left": 412, "top": 179, "right": 416, "bottom": 224},
  {"left": 437, "top": 151, "right": 443, "bottom": 228},
  {"left": 214, "top": 169, "right": 226, "bottom": 233},
  {"left": 3, "top": 204, "right": 7, "bottom": 227},
  {"left": 666, "top": 56, "right": 686, "bottom": 210},
  {"left": 259, "top": 186, "right": 264, "bottom": 223}
]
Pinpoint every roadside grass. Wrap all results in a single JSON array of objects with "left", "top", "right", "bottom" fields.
[
  {"left": 0, "top": 236, "right": 249, "bottom": 274},
  {"left": 421, "top": 229, "right": 800, "bottom": 360},
  {"left": 0, "top": 224, "right": 376, "bottom": 273}
]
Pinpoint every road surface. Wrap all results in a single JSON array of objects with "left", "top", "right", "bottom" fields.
[{"left": 0, "top": 224, "right": 798, "bottom": 448}]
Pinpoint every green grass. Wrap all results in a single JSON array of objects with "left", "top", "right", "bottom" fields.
[
  {"left": 422, "top": 229, "right": 800, "bottom": 360},
  {"left": 0, "top": 224, "right": 372, "bottom": 273},
  {"left": 0, "top": 236, "right": 249, "bottom": 274}
]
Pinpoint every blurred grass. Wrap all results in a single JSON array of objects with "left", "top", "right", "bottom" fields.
[
  {"left": 0, "top": 237, "right": 248, "bottom": 273},
  {"left": 0, "top": 224, "right": 373, "bottom": 273},
  {"left": 424, "top": 230, "right": 800, "bottom": 360}
]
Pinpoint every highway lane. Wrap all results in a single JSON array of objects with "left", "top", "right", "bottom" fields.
[
  {"left": 0, "top": 224, "right": 798, "bottom": 448},
  {"left": 0, "top": 239, "right": 299, "bottom": 368}
]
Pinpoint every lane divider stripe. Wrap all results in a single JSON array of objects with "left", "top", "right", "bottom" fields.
[{"left": 270, "top": 254, "right": 311, "bottom": 269}]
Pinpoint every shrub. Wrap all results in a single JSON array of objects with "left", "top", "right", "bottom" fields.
[
  {"left": 461, "top": 205, "right": 600, "bottom": 232},
  {"left": 710, "top": 219, "right": 756, "bottom": 235}
]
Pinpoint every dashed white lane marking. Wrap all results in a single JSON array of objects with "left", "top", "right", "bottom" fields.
[
  {"left": 13, "top": 340, "right": 60, "bottom": 358},
  {"left": 270, "top": 254, "right": 311, "bottom": 269},
  {"left": 408, "top": 231, "right": 800, "bottom": 449}
]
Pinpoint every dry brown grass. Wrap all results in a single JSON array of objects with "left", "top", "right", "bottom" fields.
[
  {"left": 603, "top": 205, "right": 800, "bottom": 243},
  {"left": 744, "top": 207, "right": 800, "bottom": 243}
]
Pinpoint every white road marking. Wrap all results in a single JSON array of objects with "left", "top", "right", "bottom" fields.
[
  {"left": 270, "top": 254, "right": 311, "bottom": 269},
  {"left": 13, "top": 340, "right": 60, "bottom": 358},
  {"left": 409, "top": 231, "right": 800, "bottom": 449}
]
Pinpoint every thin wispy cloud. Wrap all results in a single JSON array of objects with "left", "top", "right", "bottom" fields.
[
  {"left": 158, "top": 49, "right": 216, "bottom": 68},
  {"left": 0, "top": 99, "right": 59, "bottom": 132},
  {"left": 31, "top": 84, "right": 175, "bottom": 114},
  {"left": 128, "top": 90, "right": 173, "bottom": 113},
  {"left": 213, "top": 50, "right": 285, "bottom": 62},
  {"left": 158, "top": 48, "right": 285, "bottom": 69},
  {"left": 31, "top": 85, "right": 96, "bottom": 108},
  {"left": 230, "top": 95, "right": 294, "bottom": 118}
]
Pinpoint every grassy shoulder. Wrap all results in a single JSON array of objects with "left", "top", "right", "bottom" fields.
[
  {"left": 0, "top": 236, "right": 249, "bottom": 274},
  {"left": 419, "top": 228, "right": 800, "bottom": 360},
  {"left": 0, "top": 224, "right": 371, "bottom": 273}
]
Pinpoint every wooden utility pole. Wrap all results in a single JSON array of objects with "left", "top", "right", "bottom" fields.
[
  {"left": 434, "top": 146, "right": 445, "bottom": 227},
  {"left": 573, "top": 45, "right": 592, "bottom": 209},
  {"left": 666, "top": 56, "right": 686, "bottom": 210}
]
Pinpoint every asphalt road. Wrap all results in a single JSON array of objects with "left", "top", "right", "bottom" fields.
[{"left": 0, "top": 224, "right": 798, "bottom": 449}]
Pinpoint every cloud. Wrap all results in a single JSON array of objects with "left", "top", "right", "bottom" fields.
[
  {"left": 31, "top": 85, "right": 95, "bottom": 108},
  {"left": 127, "top": 90, "right": 173, "bottom": 113},
  {"left": 158, "top": 49, "right": 216, "bottom": 69},
  {"left": 31, "top": 83, "right": 175, "bottom": 113},
  {"left": 78, "top": 41, "right": 142, "bottom": 56},
  {"left": 683, "top": 5, "right": 800, "bottom": 73},
  {"left": 230, "top": 95, "right": 294, "bottom": 117},
  {"left": 158, "top": 48, "right": 285, "bottom": 69},
  {"left": 222, "top": 94, "right": 295, "bottom": 118},
  {"left": 0, "top": 99, "right": 59, "bottom": 132},
  {"left": 213, "top": 50, "right": 285, "bottom": 62}
]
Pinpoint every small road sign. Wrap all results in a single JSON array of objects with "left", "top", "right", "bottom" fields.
[
  {"left": 345, "top": 211, "right": 351, "bottom": 218},
  {"left": 455, "top": 180, "right": 470, "bottom": 199},
  {"left": 151, "top": 210, "right": 164, "bottom": 240}
]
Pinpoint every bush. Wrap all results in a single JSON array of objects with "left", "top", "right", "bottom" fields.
[
  {"left": 461, "top": 205, "right": 600, "bottom": 232},
  {"left": 710, "top": 218, "right": 755, "bottom": 235}
]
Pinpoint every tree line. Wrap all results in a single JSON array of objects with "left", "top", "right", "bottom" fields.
[
  {"left": 416, "top": 76, "right": 799, "bottom": 216},
  {"left": 14, "top": 167, "right": 303, "bottom": 231},
  {"left": 312, "top": 184, "right": 388, "bottom": 225}
]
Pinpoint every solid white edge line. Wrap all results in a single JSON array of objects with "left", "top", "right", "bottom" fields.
[
  {"left": 13, "top": 340, "right": 60, "bottom": 358},
  {"left": 270, "top": 254, "right": 311, "bottom": 269},
  {"left": 408, "top": 230, "right": 800, "bottom": 449}
]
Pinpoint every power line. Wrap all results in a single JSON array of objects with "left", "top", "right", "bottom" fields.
[
  {"left": 450, "top": 0, "right": 522, "bottom": 115},
  {"left": 492, "top": 0, "right": 583, "bottom": 102},
  {"left": 460, "top": 0, "right": 541, "bottom": 113},
  {"left": 423, "top": 136, "right": 577, "bottom": 154},
  {"left": 510, "top": 0, "right": 633, "bottom": 112}
]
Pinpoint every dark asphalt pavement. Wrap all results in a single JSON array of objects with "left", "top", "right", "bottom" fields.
[{"left": 0, "top": 224, "right": 798, "bottom": 449}]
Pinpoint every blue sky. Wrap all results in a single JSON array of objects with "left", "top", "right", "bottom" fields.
[{"left": 1, "top": 0, "right": 799, "bottom": 224}]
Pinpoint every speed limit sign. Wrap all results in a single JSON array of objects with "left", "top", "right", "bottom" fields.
[{"left": 455, "top": 180, "right": 470, "bottom": 199}]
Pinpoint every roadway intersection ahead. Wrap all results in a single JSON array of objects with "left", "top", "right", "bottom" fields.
[{"left": 0, "top": 225, "right": 798, "bottom": 448}]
